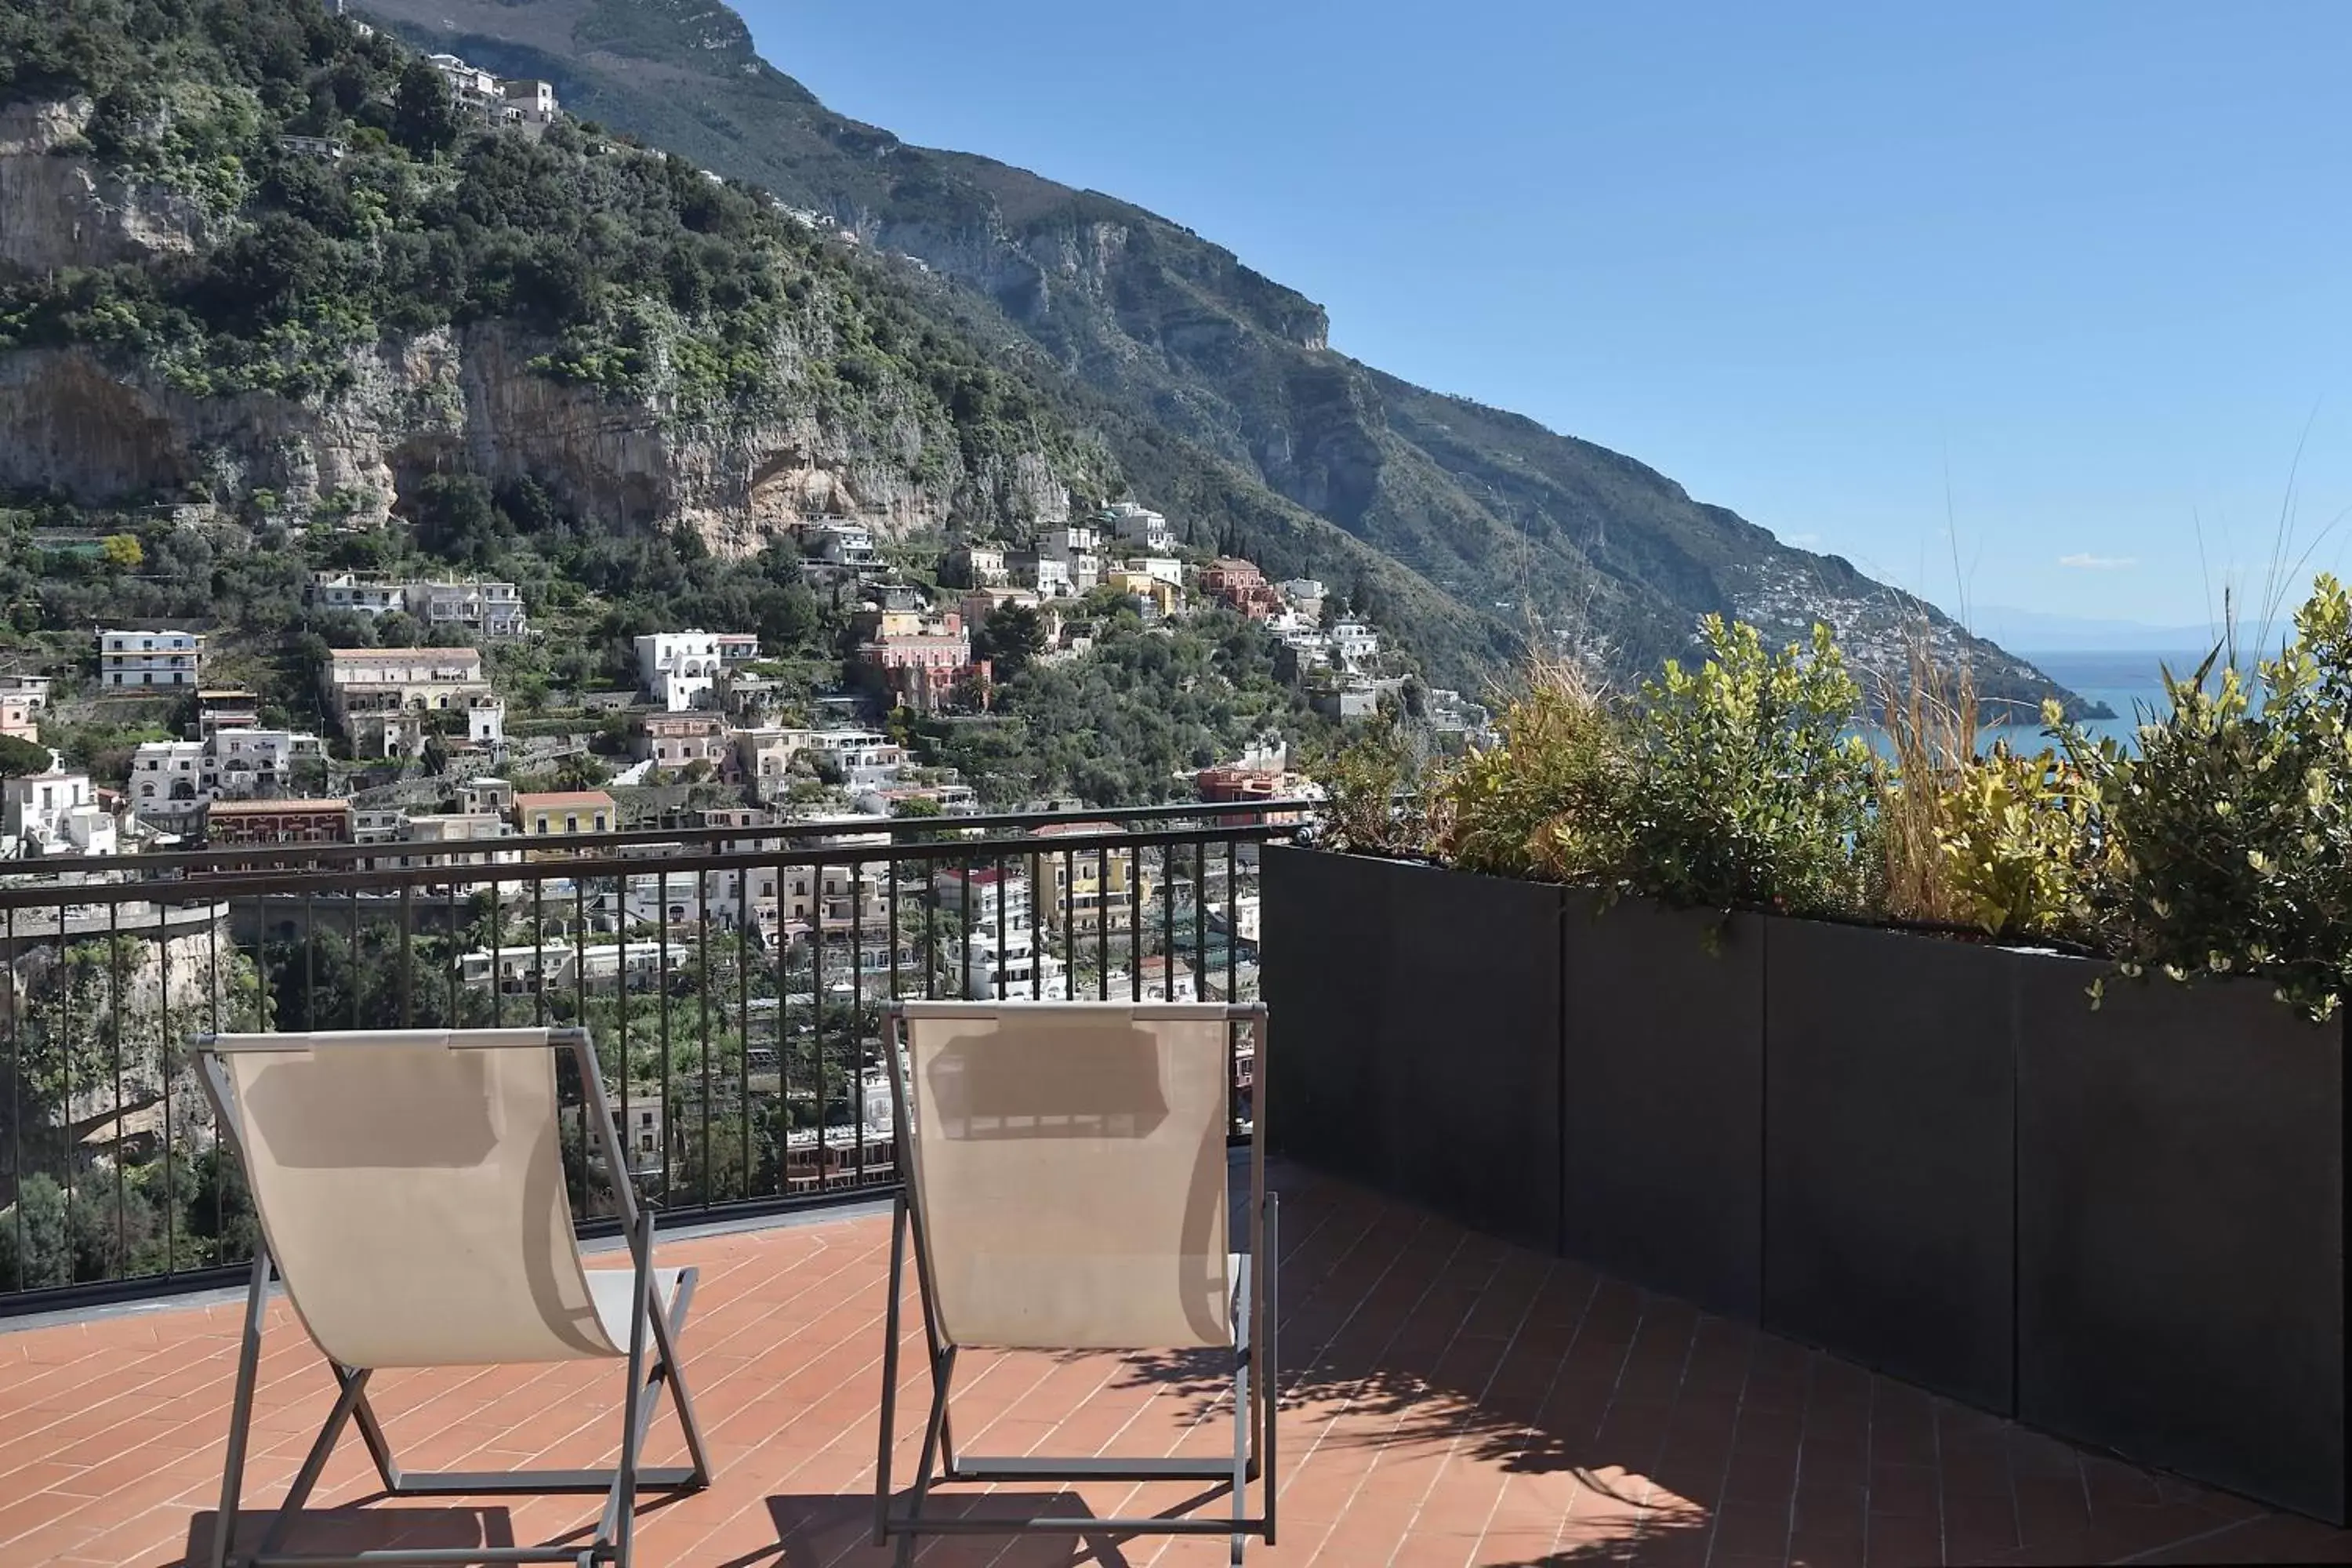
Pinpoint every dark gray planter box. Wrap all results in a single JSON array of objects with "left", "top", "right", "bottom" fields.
[
  {"left": 1560, "top": 891, "right": 1764, "bottom": 1318},
  {"left": 1260, "top": 844, "right": 1395, "bottom": 1192},
  {"left": 1763, "top": 919, "right": 2016, "bottom": 1410},
  {"left": 2016, "top": 957, "right": 2347, "bottom": 1522},
  {"left": 1261, "top": 846, "right": 1564, "bottom": 1250}
]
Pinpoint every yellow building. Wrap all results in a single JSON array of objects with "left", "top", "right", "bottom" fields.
[
  {"left": 1106, "top": 572, "right": 1183, "bottom": 619},
  {"left": 512, "top": 789, "right": 615, "bottom": 840},
  {"left": 1028, "top": 821, "right": 1152, "bottom": 935}
]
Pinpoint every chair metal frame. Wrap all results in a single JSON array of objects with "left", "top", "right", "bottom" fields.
[
  {"left": 871, "top": 1000, "right": 1278, "bottom": 1567},
  {"left": 192, "top": 1026, "right": 713, "bottom": 1568}
]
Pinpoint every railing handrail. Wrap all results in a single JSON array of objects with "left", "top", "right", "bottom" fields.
[
  {"left": 60, "top": 796, "right": 1319, "bottom": 876},
  {"left": 0, "top": 819, "right": 1301, "bottom": 909}
]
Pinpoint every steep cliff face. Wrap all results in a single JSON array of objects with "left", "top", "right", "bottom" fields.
[
  {"left": 0, "top": 98, "right": 209, "bottom": 272},
  {"left": 0, "top": 82, "right": 1105, "bottom": 557},
  {"left": 0, "top": 318, "right": 1088, "bottom": 551}
]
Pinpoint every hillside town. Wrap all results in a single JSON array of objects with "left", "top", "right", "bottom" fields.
[{"left": 0, "top": 495, "right": 1501, "bottom": 1012}]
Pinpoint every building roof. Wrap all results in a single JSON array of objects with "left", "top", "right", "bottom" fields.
[
  {"left": 206, "top": 797, "right": 350, "bottom": 815},
  {"left": 513, "top": 790, "right": 618, "bottom": 811},
  {"left": 325, "top": 647, "right": 481, "bottom": 666},
  {"left": 1031, "top": 820, "right": 1120, "bottom": 838}
]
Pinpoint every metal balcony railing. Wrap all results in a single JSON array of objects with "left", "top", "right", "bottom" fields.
[{"left": 0, "top": 799, "right": 1308, "bottom": 1315}]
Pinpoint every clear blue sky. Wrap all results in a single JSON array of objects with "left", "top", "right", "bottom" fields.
[{"left": 737, "top": 0, "right": 2352, "bottom": 630}]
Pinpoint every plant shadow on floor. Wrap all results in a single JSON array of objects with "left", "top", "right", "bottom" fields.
[
  {"left": 762, "top": 1489, "right": 1225, "bottom": 1566},
  {"left": 1084, "top": 1165, "right": 1770, "bottom": 1566}
]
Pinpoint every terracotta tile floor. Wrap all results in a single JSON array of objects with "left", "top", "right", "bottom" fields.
[{"left": 3, "top": 1160, "right": 2349, "bottom": 1567}]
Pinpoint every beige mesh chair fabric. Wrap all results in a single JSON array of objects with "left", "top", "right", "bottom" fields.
[
  {"left": 212, "top": 1029, "right": 670, "bottom": 1368},
  {"left": 876, "top": 1001, "right": 1276, "bottom": 1565},
  {"left": 898, "top": 1005, "right": 1236, "bottom": 1351},
  {"left": 194, "top": 1027, "right": 713, "bottom": 1568}
]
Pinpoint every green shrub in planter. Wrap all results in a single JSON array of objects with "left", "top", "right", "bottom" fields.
[
  {"left": 1616, "top": 616, "right": 1873, "bottom": 916},
  {"left": 2066, "top": 575, "right": 2352, "bottom": 1021}
]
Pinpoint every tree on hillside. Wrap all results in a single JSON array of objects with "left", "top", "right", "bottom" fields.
[
  {"left": 0, "top": 734, "right": 52, "bottom": 777},
  {"left": 392, "top": 58, "right": 459, "bottom": 158},
  {"left": 100, "top": 534, "right": 143, "bottom": 570},
  {"left": 976, "top": 603, "right": 1046, "bottom": 680}
]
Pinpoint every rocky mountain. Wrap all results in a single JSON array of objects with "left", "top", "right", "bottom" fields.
[{"left": 346, "top": 0, "right": 2096, "bottom": 714}]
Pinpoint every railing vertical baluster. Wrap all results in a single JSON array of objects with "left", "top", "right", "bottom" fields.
[
  {"left": 207, "top": 908, "right": 222, "bottom": 1254},
  {"left": 347, "top": 892, "right": 361, "bottom": 1032},
  {"left": 617, "top": 862, "right": 630, "bottom": 1212},
  {"left": 813, "top": 858, "right": 828, "bottom": 1187},
  {"left": 1194, "top": 840, "right": 1209, "bottom": 1001},
  {"left": 738, "top": 860, "right": 752, "bottom": 1201},
  {"left": 56, "top": 901, "right": 69, "bottom": 1233},
  {"left": 658, "top": 872, "right": 671, "bottom": 1206},
  {"left": 532, "top": 877, "right": 547, "bottom": 1028},
  {"left": 489, "top": 875, "right": 504, "bottom": 1029},
  {"left": 1062, "top": 844, "right": 1074, "bottom": 1000},
  {"left": 445, "top": 878, "right": 459, "bottom": 1026},
  {"left": 398, "top": 882, "right": 414, "bottom": 1028},
  {"left": 1099, "top": 844, "right": 1111, "bottom": 1002},
  {"left": 957, "top": 861, "right": 971, "bottom": 1001},
  {"left": 1126, "top": 838, "right": 1142, "bottom": 1002},
  {"left": 1232, "top": 846, "right": 1251, "bottom": 1006},
  {"left": 993, "top": 855, "right": 1007, "bottom": 1004},
  {"left": 573, "top": 869, "right": 591, "bottom": 1212},
  {"left": 300, "top": 890, "right": 314, "bottom": 1029},
  {"left": 922, "top": 849, "right": 937, "bottom": 1000},
  {"left": 851, "top": 862, "right": 866, "bottom": 1187},
  {"left": 1160, "top": 840, "right": 1175, "bottom": 1002},
  {"left": 5, "top": 906, "right": 17, "bottom": 1293},
  {"left": 108, "top": 901, "right": 124, "bottom": 1277},
  {"left": 158, "top": 898, "right": 173, "bottom": 1277},
  {"left": 698, "top": 866, "right": 712, "bottom": 1207}
]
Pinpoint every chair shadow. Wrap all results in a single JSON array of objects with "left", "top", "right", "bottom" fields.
[
  {"left": 176, "top": 1504, "right": 517, "bottom": 1566},
  {"left": 762, "top": 1490, "right": 1211, "bottom": 1566}
]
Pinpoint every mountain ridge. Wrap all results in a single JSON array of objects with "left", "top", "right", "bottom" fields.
[{"left": 354, "top": 0, "right": 2102, "bottom": 716}]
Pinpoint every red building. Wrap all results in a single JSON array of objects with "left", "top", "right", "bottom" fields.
[
  {"left": 203, "top": 797, "right": 352, "bottom": 847},
  {"left": 1200, "top": 557, "right": 1284, "bottom": 620}
]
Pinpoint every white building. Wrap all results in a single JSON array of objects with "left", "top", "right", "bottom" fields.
[
  {"left": 1127, "top": 556, "right": 1185, "bottom": 588},
  {"left": 128, "top": 740, "right": 206, "bottom": 825},
  {"left": 0, "top": 675, "right": 53, "bottom": 711},
  {"left": 634, "top": 630, "right": 746, "bottom": 712},
  {"left": 801, "top": 521, "right": 877, "bottom": 568},
  {"left": 1101, "top": 502, "right": 1174, "bottom": 552},
  {"left": 1011, "top": 554, "right": 1073, "bottom": 597},
  {"left": 1280, "top": 579, "right": 1327, "bottom": 607},
  {"left": 129, "top": 727, "right": 328, "bottom": 820},
  {"left": 97, "top": 628, "right": 201, "bottom": 688},
  {"left": 202, "top": 727, "right": 328, "bottom": 800},
  {"left": 307, "top": 574, "right": 527, "bottom": 637},
  {"left": 805, "top": 730, "right": 906, "bottom": 792},
  {"left": 1039, "top": 524, "right": 1101, "bottom": 562},
  {"left": 1331, "top": 618, "right": 1381, "bottom": 668},
  {"left": 2, "top": 772, "right": 114, "bottom": 856},
  {"left": 411, "top": 579, "right": 528, "bottom": 638},
  {"left": 320, "top": 648, "right": 495, "bottom": 757},
  {"left": 501, "top": 78, "right": 559, "bottom": 125},
  {"left": 934, "top": 866, "right": 1066, "bottom": 1000}
]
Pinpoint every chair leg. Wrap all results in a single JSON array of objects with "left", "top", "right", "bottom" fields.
[
  {"left": 211, "top": 1249, "right": 270, "bottom": 1568},
  {"left": 1264, "top": 1191, "right": 1279, "bottom": 1548},
  {"left": 894, "top": 1345, "right": 956, "bottom": 1568},
  {"left": 1231, "top": 1252, "right": 1252, "bottom": 1568},
  {"left": 610, "top": 1209, "right": 657, "bottom": 1568},
  {"left": 874, "top": 1196, "right": 909, "bottom": 1546}
]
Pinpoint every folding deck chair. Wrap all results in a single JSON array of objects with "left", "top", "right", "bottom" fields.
[
  {"left": 192, "top": 1027, "right": 713, "bottom": 1568},
  {"left": 873, "top": 1001, "right": 1277, "bottom": 1566}
]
